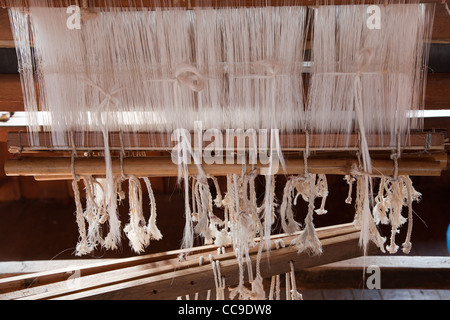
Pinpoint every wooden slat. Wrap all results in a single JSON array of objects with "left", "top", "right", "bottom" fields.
[
  {"left": 6, "top": 131, "right": 447, "bottom": 152},
  {"left": 0, "top": 223, "right": 359, "bottom": 299},
  {"left": 1, "top": 0, "right": 442, "bottom": 8},
  {"left": 0, "top": 223, "right": 357, "bottom": 295},
  {"left": 0, "top": 259, "right": 118, "bottom": 275},
  {"left": 45, "top": 232, "right": 363, "bottom": 300},
  {"left": 4, "top": 156, "right": 445, "bottom": 177},
  {"left": 295, "top": 256, "right": 450, "bottom": 290}
]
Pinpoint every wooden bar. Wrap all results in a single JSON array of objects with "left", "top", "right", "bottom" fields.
[
  {"left": 52, "top": 232, "right": 363, "bottom": 300},
  {"left": 25, "top": 232, "right": 362, "bottom": 300},
  {"left": 4, "top": 156, "right": 444, "bottom": 177},
  {"left": 2, "top": 0, "right": 441, "bottom": 9},
  {"left": 0, "top": 223, "right": 359, "bottom": 299},
  {"left": 295, "top": 256, "right": 450, "bottom": 290},
  {"left": 6, "top": 131, "right": 446, "bottom": 153}
]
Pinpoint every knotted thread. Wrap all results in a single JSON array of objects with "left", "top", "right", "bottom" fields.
[{"left": 70, "top": 130, "right": 93, "bottom": 256}]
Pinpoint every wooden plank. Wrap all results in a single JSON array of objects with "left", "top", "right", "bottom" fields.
[
  {"left": 11, "top": 229, "right": 361, "bottom": 300},
  {"left": 1, "top": 5, "right": 448, "bottom": 52},
  {"left": 352, "top": 289, "right": 382, "bottom": 300},
  {"left": 1, "top": 0, "right": 442, "bottom": 8},
  {"left": 1, "top": 2, "right": 446, "bottom": 41},
  {"left": 322, "top": 289, "right": 354, "bottom": 300},
  {"left": 437, "top": 290, "right": 450, "bottom": 300},
  {"left": 408, "top": 289, "right": 441, "bottom": 300},
  {"left": 3, "top": 156, "right": 445, "bottom": 178},
  {"left": 0, "top": 223, "right": 358, "bottom": 297},
  {"left": 295, "top": 256, "right": 450, "bottom": 290},
  {"left": 379, "top": 289, "right": 412, "bottom": 300},
  {"left": 43, "top": 232, "right": 363, "bottom": 300},
  {"left": 6, "top": 131, "right": 447, "bottom": 152},
  {"left": 0, "top": 259, "right": 118, "bottom": 275}
]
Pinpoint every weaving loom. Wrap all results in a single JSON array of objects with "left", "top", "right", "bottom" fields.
[{"left": 0, "top": 0, "right": 448, "bottom": 300}]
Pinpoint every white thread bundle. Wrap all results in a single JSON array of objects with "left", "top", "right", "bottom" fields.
[
  {"left": 9, "top": 4, "right": 309, "bottom": 140},
  {"left": 72, "top": 177, "right": 93, "bottom": 256},
  {"left": 307, "top": 3, "right": 434, "bottom": 149},
  {"left": 349, "top": 164, "right": 422, "bottom": 254},
  {"left": 143, "top": 177, "right": 163, "bottom": 241},
  {"left": 280, "top": 173, "right": 328, "bottom": 255},
  {"left": 290, "top": 174, "right": 323, "bottom": 256},
  {"left": 123, "top": 175, "right": 149, "bottom": 253},
  {"left": 68, "top": 174, "right": 163, "bottom": 255}
]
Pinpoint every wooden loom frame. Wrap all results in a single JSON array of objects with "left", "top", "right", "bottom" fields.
[{"left": 1, "top": 0, "right": 449, "bottom": 300}]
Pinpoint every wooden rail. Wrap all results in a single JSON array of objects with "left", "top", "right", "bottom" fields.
[
  {"left": 4, "top": 155, "right": 445, "bottom": 178},
  {"left": 0, "top": 223, "right": 362, "bottom": 300}
]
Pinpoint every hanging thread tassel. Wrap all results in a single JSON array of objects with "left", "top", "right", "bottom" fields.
[
  {"left": 124, "top": 175, "right": 150, "bottom": 254},
  {"left": 143, "top": 177, "right": 163, "bottom": 241},
  {"left": 279, "top": 177, "right": 302, "bottom": 234},
  {"left": 72, "top": 177, "right": 93, "bottom": 256},
  {"left": 291, "top": 174, "right": 323, "bottom": 256}
]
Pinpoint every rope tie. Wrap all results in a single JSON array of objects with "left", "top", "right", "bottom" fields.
[
  {"left": 353, "top": 48, "right": 373, "bottom": 174},
  {"left": 234, "top": 59, "right": 281, "bottom": 80},
  {"left": 402, "top": 176, "right": 414, "bottom": 254},
  {"left": 78, "top": 76, "right": 123, "bottom": 113},
  {"left": 419, "top": 132, "right": 432, "bottom": 156},
  {"left": 70, "top": 130, "right": 79, "bottom": 182},
  {"left": 70, "top": 130, "right": 93, "bottom": 256},
  {"left": 173, "top": 63, "right": 206, "bottom": 92},
  {"left": 303, "top": 130, "right": 310, "bottom": 176},
  {"left": 390, "top": 132, "right": 401, "bottom": 180},
  {"left": 119, "top": 130, "right": 128, "bottom": 180},
  {"left": 356, "top": 130, "right": 362, "bottom": 170}
]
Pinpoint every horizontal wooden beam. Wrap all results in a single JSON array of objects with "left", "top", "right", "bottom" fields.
[
  {"left": 0, "top": 2, "right": 449, "bottom": 48},
  {"left": 1, "top": 1, "right": 442, "bottom": 8},
  {"left": 0, "top": 223, "right": 360, "bottom": 300},
  {"left": 6, "top": 131, "right": 446, "bottom": 153},
  {"left": 295, "top": 256, "right": 450, "bottom": 290},
  {"left": 28, "top": 150, "right": 450, "bottom": 180},
  {"left": 4, "top": 155, "right": 445, "bottom": 177},
  {"left": 42, "top": 232, "right": 363, "bottom": 300}
]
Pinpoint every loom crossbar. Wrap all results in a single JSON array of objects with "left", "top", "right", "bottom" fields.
[
  {"left": 2, "top": 0, "right": 440, "bottom": 9},
  {"left": 7, "top": 131, "right": 446, "bottom": 153},
  {"left": 3, "top": 156, "right": 445, "bottom": 178}
]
